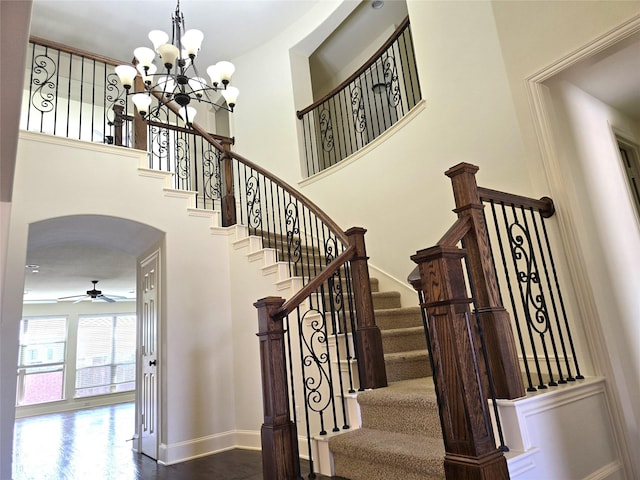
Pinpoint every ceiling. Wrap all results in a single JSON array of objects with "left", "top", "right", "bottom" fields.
[{"left": 13, "top": 1, "right": 640, "bottom": 304}]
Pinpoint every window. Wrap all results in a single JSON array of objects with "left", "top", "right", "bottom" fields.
[
  {"left": 16, "top": 317, "right": 67, "bottom": 406},
  {"left": 75, "top": 314, "right": 136, "bottom": 397},
  {"left": 619, "top": 139, "right": 640, "bottom": 215}
]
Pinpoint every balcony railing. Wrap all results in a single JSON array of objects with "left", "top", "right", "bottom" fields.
[{"left": 297, "top": 17, "right": 421, "bottom": 176}]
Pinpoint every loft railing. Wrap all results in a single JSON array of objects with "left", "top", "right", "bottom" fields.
[
  {"left": 20, "top": 37, "right": 389, "bottom": 480},
  {"left": 409, "top": 163, "right": 583, "bottom": 479},
  {"left": 297, "top": 17, "right": 421, "bottom": 176},
  {"left": 21, "top": 37, "right": 131, "bottom": 145}
]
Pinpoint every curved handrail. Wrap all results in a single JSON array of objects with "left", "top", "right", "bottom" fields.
[
  {"left": 296, "top": 16, "right": 410, "bottom": 119},
  {"left": 154, "top": 90, "right": 350, "bottom": 245}
]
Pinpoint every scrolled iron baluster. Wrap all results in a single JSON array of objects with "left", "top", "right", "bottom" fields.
[
  {"left": 508, "top": 222, "right": 550, "bottom": 335},
  {"left": 285, "top": 202, "right": 302, "bottom": 269},
  {"left": 350, "top": 85, "right": 366, "bottom": 134},
  {"left": 382, "top": 55, "right": 401, "bottom": 107},
  {"left": 246, "top": 174, "right": 262, "bottom": 229},
  {"left": 175, "top": 136, "right": 190, "bottom": 181},
  {"left": 202, "top": 147, "right": 222, "bottom": 200},
  {"left": 31, "top": 53, "right": 57, "bottom": 114},
  {"left": 319, "top": 108, "right": 334, "bottom": 152},
  {"left": 105, "top": 72, "right": 126, "bottom": 111},
  {"left": 300, "top": 309, "right": 334, "bottom": 435}
]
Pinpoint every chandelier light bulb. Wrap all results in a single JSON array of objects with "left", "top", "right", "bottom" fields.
[
  {"left": 181, "top": 29, "right": 204, "bottom": 58},
  {"left": 148, "top": 30, "right": 169, "bottom": 51},
  {"left": 178, "top": 106, "right": 197, "bottom": 125},
  {"left": 133, "top": 47, "right": 156, "bottom": 69},
  {"left": 206, "top": 64, "right": 221, "bottom": 87},
  {"left": 216, "top": 61, "right": 235, "bottom": 85},
  {"left": 115, "top": 65, "right": 138, "bottom": 90},
  {"left": 157, "top": 43, "right": 180, "bottom": 69},
  {"left": 221, "top": 86, "right": 239, "bottom": 109},
  {"left": 131, "top": 93, "right": 152, "bottom": 117}
]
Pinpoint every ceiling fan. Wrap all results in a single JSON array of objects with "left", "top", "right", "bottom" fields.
[{"left": 58, "top": 280, "right": 124, "bottom": 303}]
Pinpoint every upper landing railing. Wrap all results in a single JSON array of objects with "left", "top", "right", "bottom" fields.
[
  {"left": 20, "top": 37, "right": 388, "bottom": 479},
  {"left": 409, "top": 163, "right": 583, "bottom": 479},
  {"left": 297, "top": 17, "right": 421, "bottom": 176}
]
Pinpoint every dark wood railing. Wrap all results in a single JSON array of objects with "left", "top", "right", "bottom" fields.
[
  {"left": 410, "top": 163, "right": 582, "bottom": 479},
  {"left": 297, "top": 17, "right": 421, "bottom": 176},
  {"left": 20, "top": 37, "right": 388, "bottom": 480}
]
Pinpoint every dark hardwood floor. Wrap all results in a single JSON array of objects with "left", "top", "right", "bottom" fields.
[{"left": 12, "top": 403, "right": 341, "bottom": 479}]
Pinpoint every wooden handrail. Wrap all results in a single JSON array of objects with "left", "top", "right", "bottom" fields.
[
  {"left": 296, "top": 16, "right": 410, "bottom": 119},
  {"left": 276, "top": 245, "right": 355, "bottom": 320},
  {"left": 30, "top": 36, "right": 125, "bottom": 67},
  {"left": 478, "top": 187, "right": 555, "bottom": 218}
]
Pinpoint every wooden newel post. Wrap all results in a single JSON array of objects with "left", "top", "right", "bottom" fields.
[
  {"left": 255, "top": 296, "right": 300, "bottom": 480},
  {"left": 446, "top": 163, "right": 525, "bottom": 400},
  {"left": 411, "top": 246, "right": 509, "bottom": 480},
  {"left": 221, "top": 140, "right": 237, "bottom": 227},
  {"left": 345, "top": 227, "right": 387, "bottom": 389}
]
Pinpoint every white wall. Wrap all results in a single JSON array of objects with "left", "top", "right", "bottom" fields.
[
  {"left": 2, "top": 132, "right": 235, "bottom": 469},
  {"left": 544, "top": 79, "right": 640, "bottom": 477}
]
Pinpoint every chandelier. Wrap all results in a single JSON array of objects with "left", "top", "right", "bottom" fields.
[{"left": 115, "top": 0, "right": 239, "bottom": 125}]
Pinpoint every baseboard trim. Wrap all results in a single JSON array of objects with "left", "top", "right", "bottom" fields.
[{"left": 158, "top": 429, "right": 262, "bottom": 465}]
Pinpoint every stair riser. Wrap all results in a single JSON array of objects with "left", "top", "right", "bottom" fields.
[
  {"left": 375, "top": 309, "right": 423, "bottom": 330},
  {"left": 381, "top": 330, "right": 427, "bottom": 354},
  {"left": 333, "top": 454, "right": 443, "bottom": 480},
  {"left": 360, "top": 404, "right": 442, "bottom": 438},
  {"left": 385, "top": 358, "right": 432, "bottom": 382}
]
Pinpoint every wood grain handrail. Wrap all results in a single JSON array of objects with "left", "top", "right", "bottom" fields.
[
  {"left": 30, "top": 36, "right": 125, "bottom": 67},
  {"left": 478, "top": 187, "right": 555, "bottom": 218},
  {"left": 276, "top": 245, "right": 356, "bottom": 320},
  {"left": 296, "top": 16, "right": 410, "bottom": 119},
  {"left": 437, "top": 216, "right": 471, "bottom": 247}
]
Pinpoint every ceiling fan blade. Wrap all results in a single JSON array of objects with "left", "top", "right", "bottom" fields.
[
  {"left": 58, "top": 294, "right": 87, "bottom": 300},
  {"left": 73, "top": 296, "right": 89, "bottom": 304},
  {"left": 99, "top": 294, "right": 116, "bottom": 303}
]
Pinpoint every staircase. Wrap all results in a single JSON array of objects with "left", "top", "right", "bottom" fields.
[{"left": 328, "top": 282, "right": 445, "bottom": 480}]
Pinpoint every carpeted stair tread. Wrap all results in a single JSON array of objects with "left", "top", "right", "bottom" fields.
[
  {"left": 330, "top": 428, "right": 445, "bottom": 480},
  {"left": 358, "top": 378, "right": 441, "bottom": 437}
]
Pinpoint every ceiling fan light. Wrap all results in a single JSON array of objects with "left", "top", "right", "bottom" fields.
[
  {"left": 115, "top": 65, "right": 137, "bottom": 89},
  {"left": 181, "top": 29, "right": 204, "bottom": 58},
  {"left": 134, "top": 47, "right": 156, "bottom": 69},
  {"left": 157, "top": 43, "right": 180, "bottom": 69},
  {"left": 216, "top": 61, "right": 235, "bottom": 84},
  {"left": 148, "top": 30, "right": 169, "bottom": 51},
  {"left": 132, "top": 93, "right": 152, "bottom": 116}
]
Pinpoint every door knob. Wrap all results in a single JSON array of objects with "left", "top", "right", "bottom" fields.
[{"left": 149, "top": 360, "right": 157, "bottom": 366}]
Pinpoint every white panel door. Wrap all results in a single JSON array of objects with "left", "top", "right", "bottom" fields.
[{"left": 139, "top": 250, "right": 159, "bottom": 459}]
